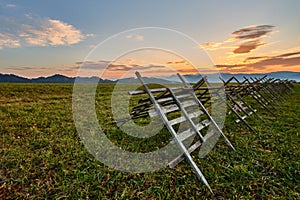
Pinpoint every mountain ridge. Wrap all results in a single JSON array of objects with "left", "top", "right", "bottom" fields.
[{"left": 0, "top": 71, "right": 299, "bottom": 83}]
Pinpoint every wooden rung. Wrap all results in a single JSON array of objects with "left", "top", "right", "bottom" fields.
[
  {"left": 177, "top": 128, "right": 195, "bottom": 142},
  {"left": 168, "top": 141, "right": 202, "bottom": 168},
  {"left": 171, "top": 130, "right": 221, "bottom": 164},
  {"left": 140, "top": 93, "right": 191, "bottom": 104},
  {"left": 203, "top": 129, "right": 216, "bottom": 142},
  {"left": 201, "top": 119, "right": 211, "bottom": 127},
  {"left": 235, "top": 115, "right": 248, "bottom": 123},
  {"left": 156, "top": 93, "right": 192, "bottom": 103},
  {"left": 128, "top": 86, "right": 191, "bottom": 95},
  {"left": 135, "top": 71, "right": 215, "bottom": 193},
  {"left": 235, "top": 110, "right": 255, "bottom": 123},
  {"left": 169, "top": 110, "right": 203, "bottom": 126},
  {"left": 129, "top": 87, "right": 168, "bottom": 95},
  {"left": 177, "top": 122, "right": 206, "bottom": 142},
  {"left": 171, "top": 119, "right": 212, "bottom": 143},
  {"left": 149, "top": 100, "right": 198, "bottom": 117}
]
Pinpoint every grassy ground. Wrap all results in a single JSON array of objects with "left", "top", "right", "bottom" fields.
[{"left": 0, "top": 83, "right": 299, "bottom": 199}]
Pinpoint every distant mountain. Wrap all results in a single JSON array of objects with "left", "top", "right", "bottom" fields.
[
  {"left": 117, "top": 77, "right": 176, "bottom": 84},
  {"left": 173, "top": 71, "right": 300, "bottom": 83},
  {"left": 158, "top": 74, "right": 203, "bottom": 83},
  {"left": 0, "top": 71, "right": 299, "bottom": 83},
  {"left": 0, "top": 74, "right": 32, "bottom": 83},
  {"left": 32, "top": 74, "right": 75, "bottom": 83},
  {"left": 268, "top": 71, "right": 300, "bottom": 82},
  {"left": 218, "top": 71, "right": 300, "bottom": 83},
  {"left": 0, "top": 74, "right": 115, "bottom": 83},
  {"left": 161, "top": 71, "right": 300, "bottom": 83}
]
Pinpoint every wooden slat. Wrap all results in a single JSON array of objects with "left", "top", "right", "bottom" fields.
[
  {"left": 203, "top": 129, "right": 216, "bottom": 141},
  {"left": 169, "top": 128, "right": 219, "bottom": 168},
  {"left": 169, "top": 110, "right": 203, "bottom": 126},
  {"left": 128, "top": 86, "right": 188, "bottom": 95},
  {"left": 149, "top": 100, "right": 198, "bottom": 117},
  {"left": 135, "top": 72, "right": 215, "bottom": 193},
  {"left": 235, "top": 110, "right": 255, "bottom": 123},
  {"left": 201, "top": 119, "right": 211, "bottom": 127},
  {"left": 170, "top": 120, "right": 211, "bottom": 143},
  {"left": 156, "top": 93, "right": 192, "bottom": 103},
  {"left": 129, "top": 87, "right": 167, "bottom": 95},
  {"left": 235, "top": 115, "right": 247, "bottom": 123},
  {"left": 168, "top": 141, "right": 202, "bottom": 168},
  {"left": 170, "top": 119, "right": 211, "bottom": 143},
  {"left": 177, "top": 128, "right": 195, "bottom": 142}
]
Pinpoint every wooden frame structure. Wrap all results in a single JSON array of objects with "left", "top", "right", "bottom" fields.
[{"left": 123, "top": 71, "right": 294, "bottom": 193}]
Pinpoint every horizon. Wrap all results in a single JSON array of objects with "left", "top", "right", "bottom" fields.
[
  {"left": 1, "top": 1, "right": 300, "bottom": 78},
  {"left": 1, "top": 70, "right": 299, "bottom": 80}
]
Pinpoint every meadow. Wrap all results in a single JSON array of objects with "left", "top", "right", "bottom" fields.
[{"left": 0, "top": 83, "right": 299, "bottom": 199}]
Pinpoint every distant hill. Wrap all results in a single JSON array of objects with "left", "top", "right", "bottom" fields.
[
  {"left": 154, "top": 71, "right": 300, "bottom": 83},
  {"left": 117, "top": 77, "right": 176, "bottom": 84},
  {"left": 0, "top": 71, "right": 299, "bottom": 83},
  {"left": 218, "top": 71, "right": 300, "bottom": 83},
  {"left": 0, "top": 74, "right": 176, "bottom": 84},
  {"left": 0, "top": 74, "right": 31, "bottom": 83},
  {"left": 0, "top": 74, "right": 115, "bottom": 83}
]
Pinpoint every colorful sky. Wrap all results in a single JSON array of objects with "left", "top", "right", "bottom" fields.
[{"left": 0, "top": 1, "right": 300, "bottom": 78}]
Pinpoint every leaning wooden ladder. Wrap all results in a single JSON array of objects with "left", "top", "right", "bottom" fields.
[
  {"left": 134, "top": 71, "right": 235, "bottom": 193},
  {"left": 193, "top": 76, "right": 264, "bottom": 133}
]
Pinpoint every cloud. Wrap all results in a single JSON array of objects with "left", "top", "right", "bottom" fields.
[
  {"left": 201, "top": 38, "right": 237, "bottom": 50},
  {"left": 232, "top": 25, "right": 275, "bottom": 40},
  {"left": 245, "top": 56, "right": 269, "bottom": 61},
  {"left": 202, "top": 24, "right": 276, "bottom": 55},
  {"left": 6, "top": 4, "right": 17, "bottom": 8},
  {"left": 249, "top": 55, "right": 300, "bottom": 68},
  {"left": 166, "top": 60, "right": 188, "bottom": 65},
  {"left": 217, "top": 50, "right": 300, "bottom": 73},
  {"left": 233, "top": 40, "right": 265, "bottom": 54},
  {"left": 276, "top": 51, "right": 300, "bottom": 58},
  {"left": 126, "top": 34, "right": 144, "bottom": 41},
  {"left": 76, "top": 60, "right": 111, "bottom": 70},
  {"left": 133, "top": 64, "right": 167, "bottom": 71},
  {"left": 0, "top": 33, "right": 20, "bottom": 49},
  {"left": 0, "top": 12, "right": 90, "bottom": 49},
  {"left": 19, "top": 19, "right": 86, "bottom": 46},
  {"left": 77, "top": 60, "right": 169, "bottom": 72},
  {"left": 4, "top": 66, "right": 35, "bottom": 71},
  {"left": 245, "top": 51, "right": 300, "bottom": 61}
]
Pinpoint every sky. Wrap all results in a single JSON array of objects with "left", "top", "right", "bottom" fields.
[{"left": 0, "top": 0, "right": 300, "bottom": 78}]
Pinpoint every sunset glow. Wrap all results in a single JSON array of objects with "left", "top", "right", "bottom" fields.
[{"left": 0, "top": 1, "right": 299, "bottom": 78}]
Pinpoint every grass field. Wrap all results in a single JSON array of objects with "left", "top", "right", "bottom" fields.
[{"left": 0, "top": 83, "right": 299, "bottom": 199}]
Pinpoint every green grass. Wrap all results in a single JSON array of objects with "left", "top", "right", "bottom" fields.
[{"left": 0, "top": 83, "right": 299, "bottom": 199}]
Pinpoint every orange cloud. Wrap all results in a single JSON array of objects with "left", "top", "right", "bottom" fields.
[
  {"left": 166, "top": 60, "right": 188, "bottom": 65},
  {"left": 202, "top": 24, "right": 276, "bottom": 55},
  {"left": 233, "top": 40, "right": 265, "bottom": 54},
  {"left": 201, "top": 38, "right": 237, "bottom": 50},
  {"left": 216, "top": 50, "right": 300, "bottom": 73}
]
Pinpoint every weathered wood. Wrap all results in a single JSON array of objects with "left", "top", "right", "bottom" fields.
[
  {"left": 135, "top": 71, "right": 213, "bottom": 193},
  {"left": 168, "top": 129, "right": 219, "bottom": 169},
  {"left": 169, "top": 110, "right": 203, "bottom": 126},
  {"left": 176, "top": 120, "right": 211, "bottom": 142},
  {"left": 168, "top": 141, "right": 202, "bottom": 168},
  {"left": 128, "top": 86, "right": 190, "bottom": 95},
  {"left": 148, "top": 100, "right": 198, "bottom": 117}
]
